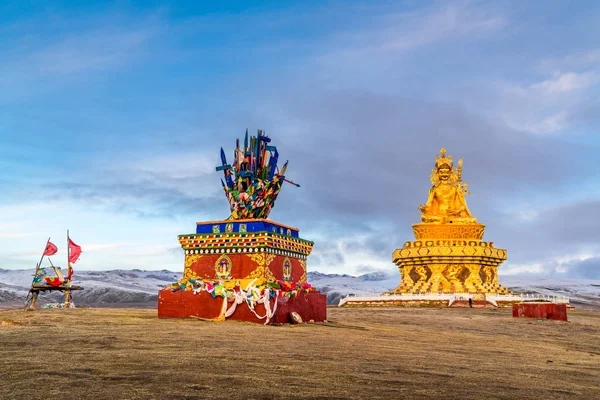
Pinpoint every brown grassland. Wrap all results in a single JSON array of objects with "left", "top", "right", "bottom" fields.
[{"left": 1, "top": 307, "right": 599, "bottom": 400}]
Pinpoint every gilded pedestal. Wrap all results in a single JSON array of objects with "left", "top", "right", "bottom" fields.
[{"left": 389, "top": 224, "right": 509, "bottom": 294}]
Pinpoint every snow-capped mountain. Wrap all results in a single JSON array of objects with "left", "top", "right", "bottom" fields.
[
  {"left": 307, "top": 272, "right": 600, "bottom": 309},
  {"left": 0, "top": 269, "right": 179, "bottom": 307},
  {"left": 306, "top": 271, "right": 399, "bottom": 305},
  {"left": 1, "top": 269, "right": 599, "bottom": 309}
]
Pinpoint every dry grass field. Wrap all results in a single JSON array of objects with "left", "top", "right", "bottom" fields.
[{"left": 1, "top": 307, "right": 599, "bottom": 400}]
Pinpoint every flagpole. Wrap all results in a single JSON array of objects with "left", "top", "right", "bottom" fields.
[
  {"left": 67, "top": 229, "right": 71, "bottom": 279},
  {"left": 38, "top": 237, "right": 51, "bottom": 270},
  {"left": 28, "top": 237, "right": 50, "bottom": 308},
  {"left": 66, "top": 229, "right": 71, "bottom": 307},
  {"left": 36, "top": 237, "right": 51, "bottom": 275}
]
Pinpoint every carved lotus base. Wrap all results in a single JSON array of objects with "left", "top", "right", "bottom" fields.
[{"left": 389, "top": 240, "right": 510, "bottom": 295}]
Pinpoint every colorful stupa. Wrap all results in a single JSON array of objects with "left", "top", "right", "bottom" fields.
[{"left": 158, "top": 130, "right": 326, "bottom": 323}]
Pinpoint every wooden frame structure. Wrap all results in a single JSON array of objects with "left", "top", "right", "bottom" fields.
[
  {"left": 24, "top": 231, "right": 84, "bottom": 310},
  {"left": 25, "top": 284, "right": 83, "bottom": 309}
]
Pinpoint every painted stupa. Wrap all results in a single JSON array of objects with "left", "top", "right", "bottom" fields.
[{"left": 158, "top": 129, "right": 326, "bottom": 324}]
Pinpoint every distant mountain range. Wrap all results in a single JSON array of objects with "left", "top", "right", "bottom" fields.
[
  {"left": 1, "top": 269, "right": 599, "bottom": 310},
  {"left": 307, "top": 271, "right": 600, "bottom": 309},
  {"left": 0, "top": 269, "right": 180, "bottom": 308}
]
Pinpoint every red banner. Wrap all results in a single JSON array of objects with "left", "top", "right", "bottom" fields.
[
  {"left": 68, "top": 238, "right": 82, "bottom": 264},
  {"left": 43, "top": 241, "right": 58, "bottom": 256}
]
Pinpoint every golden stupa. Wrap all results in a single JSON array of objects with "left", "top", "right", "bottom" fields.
[{"left": 389, "top": 148, "right": 510, "bottom": 295}]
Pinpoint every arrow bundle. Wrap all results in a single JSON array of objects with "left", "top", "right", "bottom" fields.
[{"left": 216, "top": 129, "right": 299, "bottom": 220}]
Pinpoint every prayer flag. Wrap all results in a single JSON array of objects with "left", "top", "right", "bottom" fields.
[
  {"left": 68, "top": 238, "right": 82, "bottom": 263},
  {"left": 43, "top": 241, "right": 58, "bottom": 256}
]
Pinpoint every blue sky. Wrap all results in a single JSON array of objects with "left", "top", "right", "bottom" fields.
[{"left": 1, "top": 1, "right": 600, "bottom": 279}]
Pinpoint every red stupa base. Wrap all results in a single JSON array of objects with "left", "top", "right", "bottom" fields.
[
  {"left": 158, "top": 289, "right": 327, "bottom": 324},
  {"left": 512, "top": 302, "right": 568, "bottom": 321}
]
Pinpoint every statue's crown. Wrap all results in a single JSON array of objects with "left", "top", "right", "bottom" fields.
[{"left": 435, "top": 148, "right": 453, "bottom": 170}]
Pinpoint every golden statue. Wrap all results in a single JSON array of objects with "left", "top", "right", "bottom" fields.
[
  {"left": 418, "top": 148, "right": 476, "bottom": 224},
  {"left": 388, "top": 148, "right": 510, "bottom": 297}
]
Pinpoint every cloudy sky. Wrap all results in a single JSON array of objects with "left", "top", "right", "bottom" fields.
[{"left": 1, "top": 1, "right": 599, "bottom": 279}]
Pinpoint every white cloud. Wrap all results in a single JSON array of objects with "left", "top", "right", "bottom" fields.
[
  {"left": 529, "top": 71, "right": 598, "bottom": 94},
  {"left": 379, "top": 4, "right": 505, "bottom": 51},
  {"left": 0, "top": 22, "right": 158, "bottom": 90},
  {"left": 523, "top": 111, "right": 570, "bottom": 134},
  {"left": 319, "top": 2, "right": 506, "bottom": 63},
  {"left": 110, "top": 151, "right": 217, "bottom": 187},
  {"left": 0, "top": 199, "right": 185, "bottom": 271},
  {"left": 32, "top": 30, "right": 150, "bottom": 75},
  {"left": 539, "top": 49, "right": 600, "bottom": 71},
  {"left": 308, "top": 232, "right": 395, "bottom": 275},
  {"left": 83, "top": 242, "right": 137, "bottom": 252},
  {"left": 489, "top": 70, "right": 599, "bottom": 134},
  {"left": 0, "top": 232, "right": 37, "bottom": 239},
  {"left": 502, "top": 251, "right": 598, "bottom": 276},
  {"left": 488, "top": 49, "right": 600, "bottom": 135}
]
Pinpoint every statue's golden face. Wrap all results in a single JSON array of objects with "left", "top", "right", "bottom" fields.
[{"left": 438, "top": 167, "right": 451, "bottom": 181}]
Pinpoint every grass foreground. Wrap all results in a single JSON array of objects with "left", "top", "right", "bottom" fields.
[{"left": 1, "top": 307, "right": 599, "bottom": 399}]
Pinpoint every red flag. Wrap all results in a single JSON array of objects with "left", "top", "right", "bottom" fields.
[
  {"left": 68, "top": 238, "right": 82, "bottom": 264},
  {"left": 43, "top": 241, "right": 58, "bottom": 256}
]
